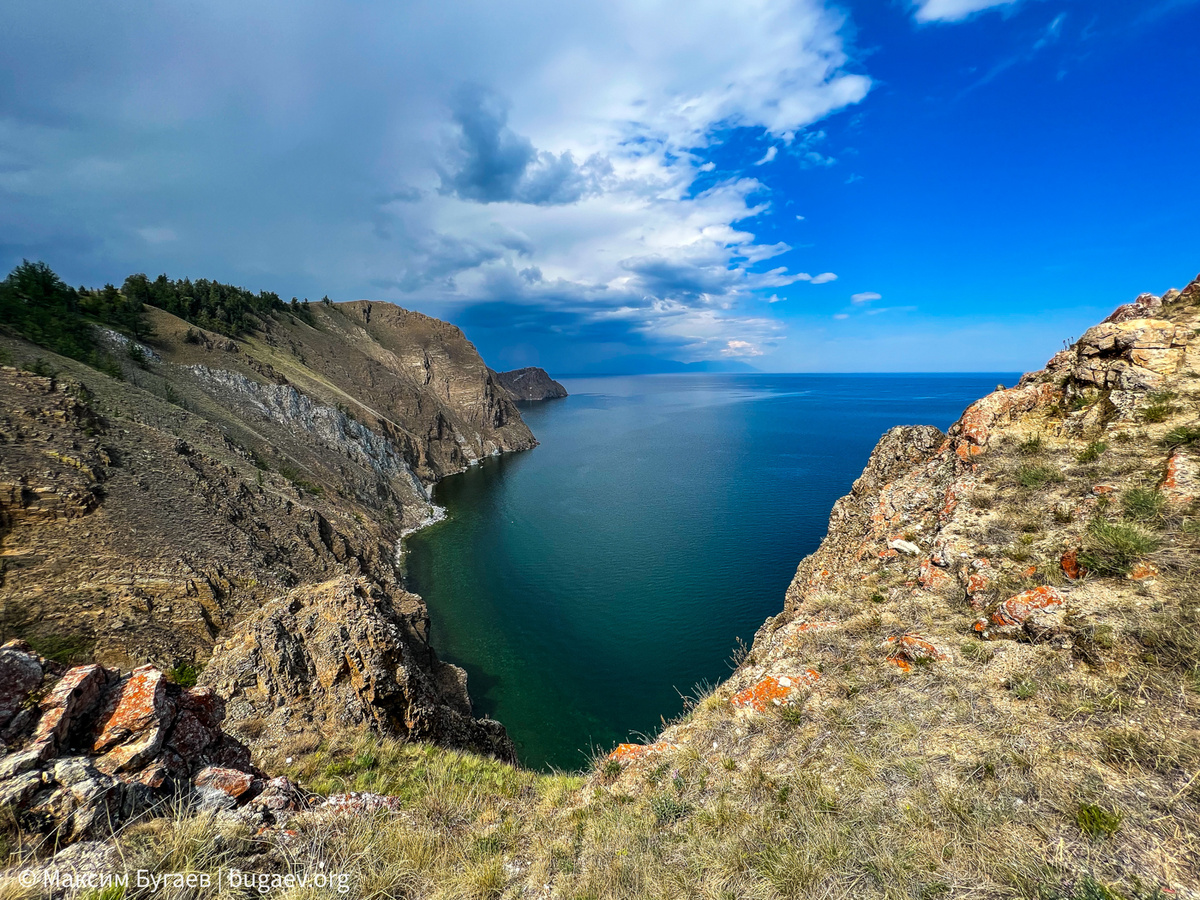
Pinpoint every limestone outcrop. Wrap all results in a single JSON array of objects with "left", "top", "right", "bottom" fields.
[{"left": 494, "top": 366, "right": 568, "bottom": 401}]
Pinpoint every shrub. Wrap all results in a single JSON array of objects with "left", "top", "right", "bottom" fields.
[
  {"left": 166, "top": 663, "right": 200, "bottom": 687},
  {"left": 649, "top": 792, "right": 690, "bottom": 824},
  {"left": 1017, "top": 436, "right": 1046, "bottom": 456},
  {"left": 1077, "top": 441, "right": 1108, "bottom": 463},
  {"left": 1121, "top": 488, "right": 1165, "bottom": 524},
  {"left": 1078, "top": 520, "right": 1159, "bottom": 576}
]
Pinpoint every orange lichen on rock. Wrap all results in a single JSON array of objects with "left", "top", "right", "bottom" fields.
[
  {"left": 730, "top": 671, "right": 819, "bottom": 713},
  {"left": 1161, "top": 449, "right": 1198, "bottom": 504},
  {"left": 918, "top": 558, "right": 955, "bottom": 595},
  {"left": 950, "top": 384, "right": 1059, "bottom": 463},
  {"left": 883, "top": 634, "right": 947, "bottom": 671},
  {"left": 1129, "top": 562, "right": 1158, "bottom": 583},
  {"left": 1061, "top": 549, "right": 1086, "bottom": 581},
  {"left": 606, "top": 740, "right": 680, "bottom": 763},
  {"left": 975, "top": 585, "right": 1063, "bottom": 632}
]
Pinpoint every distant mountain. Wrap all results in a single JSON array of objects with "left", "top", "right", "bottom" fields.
[
  {"left": 562, "top": 355, "right": 760, "bottom": 375},
  {"left": 495, "top": 366, "right": 568, "bottom": 400}
]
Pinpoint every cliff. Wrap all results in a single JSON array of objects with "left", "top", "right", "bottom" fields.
[
  {"left": 0, "top": 291, "right": 530, "bottom": 759},
  {"left": 494, "top": 366, "right": 568, "bottom": 401}
]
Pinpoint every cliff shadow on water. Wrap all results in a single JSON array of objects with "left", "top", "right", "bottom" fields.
[{"left": 403, "top": 373, "right": 1018, "bottom": 770}]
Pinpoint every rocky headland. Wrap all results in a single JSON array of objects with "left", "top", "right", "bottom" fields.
[
  {"left": 494, "top": 366, "right": 568, "bottom": 401},
  {"left": 1, "top": 279, "right": 531, "bottom": 770},
  {"left": 3, "top": 272, "right": 1199, "bottom": 899}
]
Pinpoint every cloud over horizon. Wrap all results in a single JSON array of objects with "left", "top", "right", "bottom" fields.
[{"left": 0, "top": 0, "right": 871, "bottom": 366}]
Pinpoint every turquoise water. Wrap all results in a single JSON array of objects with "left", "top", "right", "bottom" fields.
[{"left": 405, "top": 373, "right": 1014, "bottom": 771}]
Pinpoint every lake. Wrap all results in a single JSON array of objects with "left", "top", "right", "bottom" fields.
[{"left": 404, "top": 373, "right": 1014, "bottom": 770}]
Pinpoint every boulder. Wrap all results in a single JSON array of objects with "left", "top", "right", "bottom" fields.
[{"left": 0, "top": 642, "right": 43, "bottom": 730}]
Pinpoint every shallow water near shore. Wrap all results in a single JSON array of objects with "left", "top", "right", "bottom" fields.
[{"left": 405, "top": 373, "right": 1015, "bottom": 771}]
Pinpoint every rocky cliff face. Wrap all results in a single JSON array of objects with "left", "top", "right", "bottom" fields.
[
  {"left": 595, "top": 274, "right": 1200, "bottom": 897},
  {"left": 494, "top": 366, "right": 568, "bottom": 401},
  {"left": 0, "top": 298, "right": 529, "bottom": 760}
]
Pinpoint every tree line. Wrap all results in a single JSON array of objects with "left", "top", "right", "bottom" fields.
[{"left": 0, "top": 260, "right": 320, "bottom": 369}]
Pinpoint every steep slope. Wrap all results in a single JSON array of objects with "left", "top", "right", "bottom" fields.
[{"left": 0, "top": 297, "right": 532, "bottom": 756}]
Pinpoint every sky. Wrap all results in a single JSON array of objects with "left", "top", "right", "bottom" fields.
[{"left": 1, "top": 0, "right": 1198, "bottom": 373}]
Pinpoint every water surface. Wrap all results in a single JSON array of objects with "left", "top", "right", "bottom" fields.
[{"left": 405, "top": 373, "right": 1014, "bottom": 770}]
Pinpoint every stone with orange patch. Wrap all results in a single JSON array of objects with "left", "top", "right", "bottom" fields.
[
  {"left": 917, "top": 558, "right": 956, "bottom": 596},
  {"left": 1161, "top": 449, "right": 1199, "bottom": 504},
  {"left": 194, "top": 765, "right": 256, "bottom": 798},
  {"left": 975, "top": 585, "right": 1063, "bottom": 634},
  {"left": 882, "top": 634, "right": 947, "bottom": 672},
  {"left": 1128, "top": 562, "right": 1158, "bottom": 584},
  {"left": 730, "top": 671, "right": 819, "bottom": 713},
  {"left": 1061, "top": 549, "right": 1086, "bottom": 581},
  {"left": 606, "top": 740, "right": 680, "bottom": 763}
]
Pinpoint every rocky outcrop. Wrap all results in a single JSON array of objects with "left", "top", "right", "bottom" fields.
[
  {"left": 0, "top": 640, "right": 276, "bottom": 848},
  {"left": 1, "top": 292, "right": 538, "bottom": 766},
  {"left": 202, "top": 576, "right": 515, "bottom": 762},
  {"left": 495, "top": 367, "right": 568, "bottom": 401}
]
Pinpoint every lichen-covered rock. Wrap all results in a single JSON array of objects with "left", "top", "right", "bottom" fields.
[
  {"left": 1161, "top": 448, "right": 1199, "bottom": 504},
  {"left": 202, "top": 576, "right": 515, "bottom": 762},
  {"left": 606, "top": 741, "right": 680, "bottom": 763},
  {"left": 882, "top": 634, "right": 948, "bottom": 671},
  {"left": 0, "top": 642, "right": 43, "bottom": 730},
  {"left": 975, "top": 586, "right": 1065, "bottom": 638},
  {"left": 731, "top": 671, "right": 819, "bottom": 712},
  {"left": 0, "top": 660, "right": 260, "bottom": 849}
]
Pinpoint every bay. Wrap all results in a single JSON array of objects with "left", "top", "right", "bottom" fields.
[{"left": 404, "top": 373, "right": 1016, "bottom": 771}]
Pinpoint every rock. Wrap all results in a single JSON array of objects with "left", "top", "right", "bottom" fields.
[
  {"left": 1161, "top": 449, "right": 1199, "bottom": 504},
  {"left": 92, "top": 666, "right": 175, "bottom": 775},
  {"left": 33, "top": 664, "right": 113, "bottom": 756},
  {"left": 494, "top": 367, "right": 568, "bottom": 401},
  {"left": 975, "top": 586, "right": 1065, "bottom": 637},
  {"left": 0, "top": 643, "right": 43, "bottom": 729},
  {"left": 882, "top": 634, "right": 947, "bottom": 671},
  {"left": 949, "top": 383, "right": 1060, "bottom": 462},
  {"left": 1061, "top": 549, "right": 1086, "bottom": 581},
  {"left": 887, "top": 538, "right": 920, "bottom": 556},
  {"left": 730, "top": 671, "right": 819, "bottom": 713},
  {"left": 194, "top": 765, "right": 256, "bottom": 799},
  {"left": 203, "top": 576, "right": 516, "bottom": 762},
  {"left": 606, "top": 741, "right": 680, "bottom": 763}
]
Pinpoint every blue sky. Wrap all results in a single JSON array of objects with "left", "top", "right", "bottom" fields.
[{"left": 1, "top": 0, "right": 1197, "bottom": 373}]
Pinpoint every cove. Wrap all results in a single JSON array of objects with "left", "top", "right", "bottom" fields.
[{"left": 404, "top": 373, "right": 1014, "bottom": 771}]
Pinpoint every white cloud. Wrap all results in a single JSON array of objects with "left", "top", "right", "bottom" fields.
[
  {"left": 0, "top": 0, "right": 869, "bottom": 361},
  {"left": 753, "top": 146, "right": 778, "bottom": 166},
  {"left": 795, "top": 214, "right": 806, "bottom": 220},
  {"left": 832, "top": 312, "right": 849, "bottom": 319},
  {"left": 851, "top": 291, "right": 881, "bottom": 304},
  {"left": 911, "top": 0, "right": 1022, "bottom": 24},
  {"left": 721, "top": 339, "right": 765, "bottom": 357},
  {"left": 811, "top": 272, "right": 838, "bottom": 284}
]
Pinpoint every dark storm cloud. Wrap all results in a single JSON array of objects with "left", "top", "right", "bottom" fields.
[
  {"left": 438, "top": 85, "right": 612, "bottom": 205},
  {"left": 621, "top": 255, "right": 742, "bottom": 300}
]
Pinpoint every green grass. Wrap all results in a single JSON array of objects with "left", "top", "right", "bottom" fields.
[
  {"left": 1121, "top": 488, "right": 1166, "bottom": 524},
  {"left": 1017, "top": 436, "right": 1046, "bottom": 456},
  {"left": 1160, "top": 425, "right": 1200, "bottom": 449},
  {"left": 1076, "top": 803, "right": 1122, "bottom": 839},
  {"left": 1077, "top": 441, "right": 1108, "bottom": 463},
  {"left": 166, "top": 662, "right": 200, "bottom": 687},
  {"left": 23, "top": 631, "right": 95, "bottom": 665},
  {"left": 1078, "top": 520, "right": 1159, "bottom": 576},
  {"left": 1017, "top": 464, "right": 1065, "bottom": 489}
]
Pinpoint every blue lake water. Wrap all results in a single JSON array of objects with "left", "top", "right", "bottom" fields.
[{"left": 404, "top": 373, "right": 1015, "bottom": 771}]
